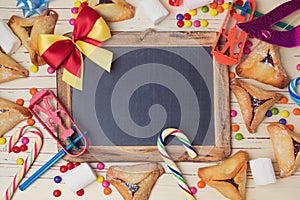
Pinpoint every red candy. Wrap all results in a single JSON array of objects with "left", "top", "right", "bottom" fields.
[
  {"left": 81, "top": 2, "right": 88, "bottom": 7},
  {"left": 53, "top": 189, "right": 62, "bottom": 197},
  {"left": 60, "top": 165, "right": 68, "bottom": 173},
  {"left": 20, "top": 144, "right": 28, "bottom": 152},
  {"left": 169, "top": 0, "right": 181, "bottom": 6},
  {"left": 74, "top": 162, "right": 81, "bottom": 167},
  {"left": 183, "top": 13, "right": 191, "bottom": 20},
  {"left": 177, "top": 20, "right": 184, "bottom": 28},
  {"left": 12, "top": 146, "right": 20, "bottom": 153},
  {"left": 66, "top": 162, "right": 74, "bottom": 170},
  {"left": 76, "top": 189, "right": 84, "bottom": 196},
  {"left": 236, "top": 0, "right": 244, "bottom": 6}
]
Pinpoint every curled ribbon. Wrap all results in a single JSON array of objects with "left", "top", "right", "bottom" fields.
[
  {"left": 16, "top": 0, "right": 50, "bottom": 17},
  {"left": 38, "top": 5, "right": 113, "bottom": 90}
]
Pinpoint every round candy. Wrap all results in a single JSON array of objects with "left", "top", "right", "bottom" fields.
[
  {"left": 184, "top": 20, "right": 192, "bottom": 28},
  {"left": 96, "top": 175, "right": 105, "bottom": 183},
  {"left": 177, "top": 20, "right": 184, "bottom": 28},
  {"left": 103, "top": 187, "right": 112, "bottom": 195},
  {"left": 176, "top": 13, "right": 184, "bottom": 21},
  {"left": 281, "top": 110, "right": 289, "bottom": 118},
  {"left": 20, "top": 144, "right": 28, "bottom": 152},
  {"left": 183, "top": 13, "right": 191, "bottom": 20},
  {"left": 293, "top": 108, "right": 300, "bottom": 115},
  {"left": 235, "top": 133, "right": 243, "bottom": 140},
  {"left": 189, "top": 9, "right": 197, "bottom": 16},
  {"left": 287, "top": 124, "right": 294, "bottom": 131},
  {"left": 265, "top": 110, "right": 272, "bottom": 117},
  {"left": 54, "top": 176, "right": 62, "bottom": 183},
  {"left": 216, "top": 0, "right": 224, "bottom": 5},
  {"left": 271, "top": 108, "right": 279, "bottom": 115},
  {"left": 229, "top": 72, "right": 235, "bottom": 79},
  {"left": 193, "top": 20, "right": 200, "bottom": 27},
  {"left": 209, "top": 2, "right": 218, "bottom": 9},
  {"left": 73, "top": 13, "right": 79, "bottom": 19},
  {"left": 230, "top": 110, "right": 237, "bottom": 117},
  {"left": 197, "top": 180, "right": 206, "bottom": 188},
  {"left": 200, "top": 19, "right": 208, "bottom": 27},
  {"left": 243, "top": 47, "right": 251, "bottom": 55},
  {"left": 53, "top": 189, "right": 62, "bottom": 197},
  {"left": 216, "top": 6, "right": 224, "bottom": 13},
  {"left": 76, "top": 189, "right": 84, "bottom": 196},
  {"left": 232, "top": 124, "right": 240, "bottom": 132},
  {"left": 210, "top": 9, "right": 218, "bottom": 16},
  {"left": 81, "top": 2, "right": 88, "bottom": 7},
  {"left": 27, "top": 118, "right": 35, "bottom": 126},
  {"left": 74, "top": 1, "right": 81, "bottom": 7},
  {"left": 222, "top": 2, "right": 229, "bottom": 10},
  {"left": 60, "top": 165, "right": 68, "bottom": 173},
  {"left": 16, "top": 98, "right": 24, "bottom": 106},
  {"left": 280, "top": 96, "right": 288, "bottom": 104},
  {"left": 245, "top": 40, "right": 253, "bottom": 47},
  {"left": 71, "top": 7, "right": 78, "bottom": 14},
  {"left": 30, "top": 65, "right": 39, "bottom": 73},
  {"left": 47, "top": 67, "right": 56, "bottom": 74},
  {"left": 21, "top": 137, "right": 29, "bottom": 145},
  {"left": 189, "top": 186, "right": 197, "bottom": 195},
  {"left": 296, "top": 64, "right": 300, "bottom": 71},
  {"left": 102, "top": 180, "right": 110, "bottom": 188},
  {"left": 0, "top": 137, "right": 6, "bottom": 145},
  {"left": 74, "top": 162, "right": 80, "bottom": 167},
  {"left": 16, "top": 158, "right": 24, "bottom": 165},
  {"left": 29, "top": 88, "right": 38, "bottom": 95},
  {"left": 279, "top": 118, "right": 287, "bottom": 125},
  {"left": 69, "top": 18, "right": 76, "bottom": 25},
  {"left": 230, "top": 9, "right": 236, "bottom": 16},
  {"left": 238, "top": 42, "right": 242, "bottom": 48},
  {"left": 66, "top": 162, "right": 74, "bottom": 170},
  {"left": 201, "top": 6, "right": 209, "bottom": 13},
  {"left": 97, "top": 162, "right": 105, "bottom": 170},
  {"left": 12, "top": 146, "right": 20, "bottom": 153},
  {"left": 236, "top": 0, "right": 244, "bottom": 6}
]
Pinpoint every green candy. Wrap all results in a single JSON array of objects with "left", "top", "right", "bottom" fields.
[
  {"left": 235, "top": 133, "right": 243, "bottom": 140},
  {"left": 271, "top": 108, "right": 279, "bottom": 115},
  {"left": 201, "top": 6, "right": 209, "bottom": 13}
]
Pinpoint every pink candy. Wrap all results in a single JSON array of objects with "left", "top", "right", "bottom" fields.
[
  {"left": 97, "top": 162, "right": 105, "bottom": 170},
  {"left": 190, "top": 186, "right": 197, "bottom": 195},
  {"left": 230, "top": 110, "right": 237, "bottom": 117},
  {"left": 296, "top": 64, "right": 300, "bottom": 71}
]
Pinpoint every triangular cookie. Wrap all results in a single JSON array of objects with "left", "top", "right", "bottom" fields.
[
  {"left": 267, "top": 122, "right": 300, "bottom": 178},
  {"left": 8, "top": 9, "right": 58, "bottom": 66},
  {"left": 0, "top": 97, "right": 32, "bottom": 137},
  {"left": 106, "top": 162, "right": 164, "bottom": 200},
  {"left": 198, "top": 151, "right": 248, "bottom": 200},
  {"left": 236, "top": 41, "right": 290, "bottom": 89},
  {"left": 0, "top": 50, "right": 28, "bottom": 83},
  {"left": 88, "top": 0, "right": 135, "bottom": 22},
  {"left": 230, "top": 79, "right": 282, "bottom": 133}
]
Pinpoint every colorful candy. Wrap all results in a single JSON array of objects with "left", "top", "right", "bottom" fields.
[
  {"left": 20, "top": 144, "right": 28, "bottom": 152},
  {"left": 296, "top": 64, "right": 300, "bottom": 71},
  {"left": 201, "top": 6, "right": 209, "bottom": 13},
  {"left": 279, "top": 118, "right": 287, "bottom": 125},
  {"left": 103, "top": 187, "right": 112, "bottom": 195},
  {"left": 271, "top": 108, "right": 279, "bottom": 115},
  {"left": 216, "top": 5, "right": 224, "bottom": 13},
  {"left": 12, "top": 146, "right": 21, "bottom": 153},
  {"left": 29, "top": 88, "right": 38, "bottom": 96},
  {"left": 200, "top": 19, "right": 208, "bottom": 27},
  {"left": 16, "top": 158, "right": 24, "bottom": 165},
  {"left": 235, "top": 133, "right": 243, "bottom": 140},
  {"left": 2, "top": 126, "right": 43, "bottom": 200},
  {"left": 232, "top": 124, "right": 240, "bottom": 132},
  {"left": 53, "top": 189, "right": 62, "bottom": 197},
  {"left": 71, "top": 7, "right": 79, "bottom": 14},
  {"left": 184, "top": 13, "right": 191, "bottom": 20},
  {"left": 184, "top": 20, "right": 192, "bottom": 27},
  {"left": 21, "top": 137, "right": 29, "bottom": 144},
  {"left": 210, "top": 9, "right": 218, "bottom": 16},
  {"left": 16, "top": 98, "right": 24, "bottom": 106},
  {"left": 30, "top": 65, "right": 39, "bottom": 73},
  {"left": 287, "top": 124, "right": 294, "bottom": 131},
  {"left": 281, "top": 110, "right": 289, "bottom": 118},
  {"left": 222, "top": 2, "right": 229, "bottom": 9},
  {"left": 74, "top": 1, "right": 81, "bottom": 7},
  {"left": 193, "top": 20, "right": 200, "bottom": 27},
  {"left": 280, "top": 96, "right": 288, "bottom": 104},
  {"left": 217, "top": 0, "right": 224, "bottom": 5},
  {"left": 229, "top": 72, "right": 236, "bottom": 79},
  {"left": 27, "top": 118, "right": 35, "bottom": 126},
  {"left": 293, "top": 108, "right": 300, "bottom": 115},
  {"left": 197, "top": 180, "right": 206, "bottom": 188},
  {"left": 177, "top": 20, "right": 184, "bottom": 28},
  {"left": 189, "top": 186, "right": 197, "bottom": 195},
  {"left": 97, "top": 162, "right": 105, "bottom": 170},
  {"left": 189, "top": 9, "right": 197, "bottom": 16},
  {"left": 209, "top": 2, "right": 218, "bottom": 9},
  {"left": 60, "top": 165, "right": 68, "bottom": 173},
  {"left": 230, "top": 110, "right": 237, "bottom": 117},
  {"left": 0, "top": 137, "right": 6, "bottom": 144},
  {"left": 157, "top": 128, "right": 197, "bottom": 200},
  {"left": 54, "top": 176, "right": 62, "bottom": 183},
  {"left": 176, "top": 13, "right": 184, "bottom": 20},
  {"left": 76, "top": 189, "right": 84, "bottom": 196},
  {"left": 265, "top": 110, "right": 272, "bottom": 117},
  {"left": 102, "top": 180, "right": 110, "bottom": 188},
  {"left": 47, "top": 66, "right": 56, "bottom": 74},
  {"left": 66, "top": 162, "right": 75, "bottom": 170},
  {"left": 243, "top": 47, "right": 251, "bottom": 55},
  {"left": 96, "top": 175, "right": 104, "bottom": 183},
  {"left": 69, "top": 18, "right": 76, "bottom": 25}
]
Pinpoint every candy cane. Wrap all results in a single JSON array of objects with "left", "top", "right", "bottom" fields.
[
  {"left": 157, "top": 128, "right": 197, "bottom": 200},
  {"left": 288, "top": 77, "right": 300, "bottom": 105},
  {"left": 2, "top": 125, "right": 43, "bottom": 200}
]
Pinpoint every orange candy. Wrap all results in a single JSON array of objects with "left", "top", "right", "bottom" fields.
[
  {"left": 197, "top": 180, "right": 206, "bottom": 188},
  {"left": 103, "top": 187, "right": 112, "bottom": 195},
  {"left": 280, "top": 97, "right": 288, "bottom": 104},
  {"left": 16, "top": 98, "right": 24, "bottom": 106},
  {"left": 216, "top": 5, "right": 224, "bottom": 13},
  {"left": 209, "top": 2, "right": 218, "bottom": 9},
  {"left": 29, "top": 88, "right": 38, "bottom": 95},
  {"left": 232, "top": 124, "right": 240, "bottom": 132},
  {"left": 293, "top": 108, "right": 300, "bottom": 116},
  {"left": 27, "top": 118, "right": 35, "bottom": 126},
  {"left": 229, "top": 72, "right": 236, "bottom": 79},
  {"left": 287, "top": 124, "right": 294, "bottom": 131}
]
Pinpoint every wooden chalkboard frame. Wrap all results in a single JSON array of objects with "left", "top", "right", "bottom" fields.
[{"left": 57, "top": 30, "right": 231, "bottom": 162}]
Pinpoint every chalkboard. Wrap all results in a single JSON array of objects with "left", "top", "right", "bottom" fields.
[{"left": 57, "top": 31, "right": 231, "bottom": 162}]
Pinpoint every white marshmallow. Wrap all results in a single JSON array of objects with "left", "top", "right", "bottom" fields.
[
  {"left": 138, "top": 0, "right": 169, "bottom": 25},
  {"left": 184, "top": 0, "right": 213, "bottom": 10},
  {"left": 0, "top": 21, "right": 21, "bottom": 55},
  {"left": 63, "top": 163, "right": 97, "bottom": 192},
  {"left": 249, "top": 158, "right": 276, "bottom": 186}
]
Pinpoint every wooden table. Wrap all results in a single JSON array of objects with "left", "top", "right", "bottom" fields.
[{"left": 0, "top": 0, "right": 300, "bottom": 199}]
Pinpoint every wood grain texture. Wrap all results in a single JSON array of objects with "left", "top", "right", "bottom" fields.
[{"left": 0, "top": 0, "right": 300, "bottom": 199}]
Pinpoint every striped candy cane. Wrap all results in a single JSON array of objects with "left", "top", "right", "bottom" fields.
[
  {"left": 2, "top": 125, "right": 43, "bottom": 200},
  {"left": 157, "top": 128, "right": 197, "bottom": 200}
]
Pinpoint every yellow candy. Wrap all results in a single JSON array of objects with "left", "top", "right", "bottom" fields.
[
  {"left": 0, "top": 137, "right": 6, "bottom": 144},
  {"left": 74, "top": 13, "right": 78, "bottom": 19},
  {"left": 210, "top": 9, "right": 218, "bottom": 16},
  {"left": 189, "top": 9, "right": 197, "bottom": 16},
  {"left": 74, "top": 1, "right": 81, "bottom": 8},
  {"left": 222, "top": 2, "right": 229, "bottom": 10},
  {"left": 281, "top": 110, "right": 290, "bottom": 118},
  {"left": 200, "top": 20, "right": 208, "bottom": 27},
  {"left": 16, "top": 158, "right": 24, "bottom": 165},
  {"left": 82, "top": 0, "right": 87, "bottom": 2},
  {"left": 30, "top": 65, "right": 39, "bottom": 73},
  {"left": 184, "top": 20, "right": 192, "bottom": 28},
  {"left": 96, "top": 175, "right": 104, "bottom": 183}
]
